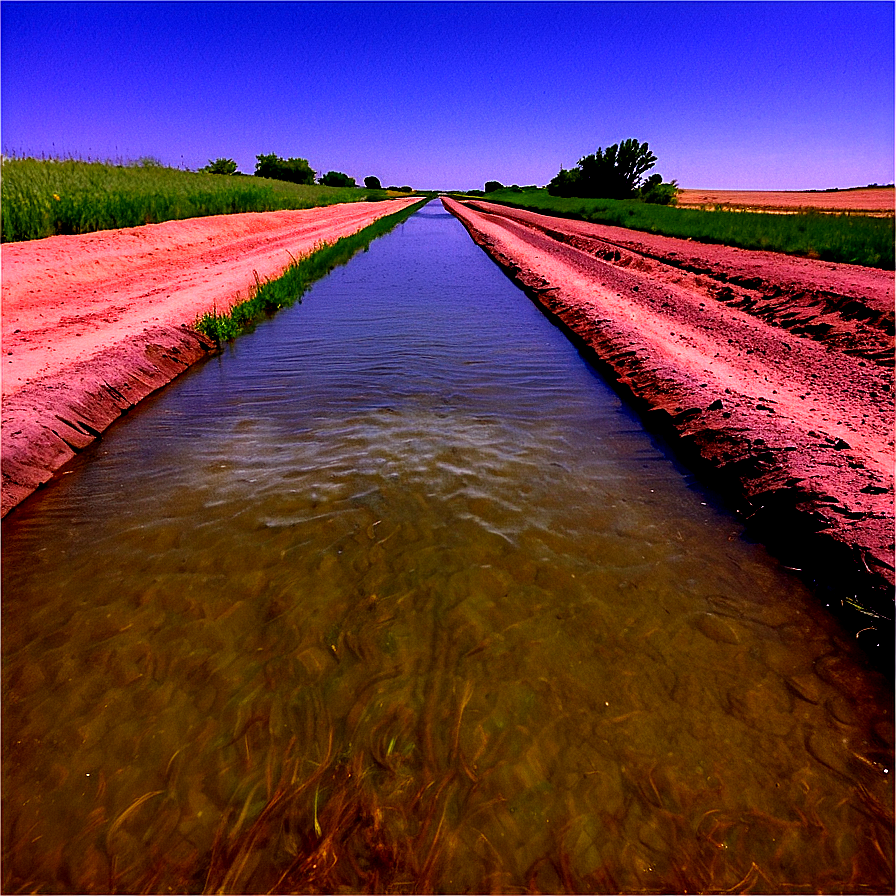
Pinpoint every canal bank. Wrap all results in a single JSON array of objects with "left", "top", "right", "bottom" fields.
[
  {"left": 443, "top": 197, "right": 894, "bottom": 641},
  {"left": 1, "top": 197, "right": 423, "bottom": 516},
  {"left": 3, "top": 200, "right": 892, "bottom": 894}
]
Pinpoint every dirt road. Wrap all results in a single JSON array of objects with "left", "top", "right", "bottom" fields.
[
  {"left": 1, "top": 198, "right": 421, "bottom": 515},
  {"left": 443, "top": 198, "right": 894, "bottom": 624}
]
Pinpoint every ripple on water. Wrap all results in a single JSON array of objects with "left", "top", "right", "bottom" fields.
[{"left": 2, "top": 202, "right": 892, "bottom": 894}]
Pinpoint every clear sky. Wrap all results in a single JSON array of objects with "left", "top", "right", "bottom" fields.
[{"left": 2, "top": 1, "right": 893, "bottom": 191}]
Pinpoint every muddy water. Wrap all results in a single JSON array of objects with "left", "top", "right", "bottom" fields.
[{"left": 2, "top": 202, "right": 892, "bottom": 894}]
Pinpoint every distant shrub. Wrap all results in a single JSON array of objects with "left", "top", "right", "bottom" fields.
[
  {"left": 640, "top": 174, "right": 679, "bottom": 205},
  {"left": 202, "top": 158, "right": 239, "bottom": 175},
  {"left": 485, "top": 180, "right": 504, "bottom": 193},
  {"left": 546, "top": 167, "right": 581, "bottom": 198},
  {"left": 254, "top": 153, "right": 315, "bottom": 185},
  {"left": 364, "top": 175, "right": 382, "bottom": 190},
  {"left": 320, "top": 171, "right": 356, "bottom": 188},
  {"left": 135, "top": 156, "right": 165, "bottom": 168}
]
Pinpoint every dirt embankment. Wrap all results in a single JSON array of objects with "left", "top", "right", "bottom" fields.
[
  {"left": 443, "top": 198, "right": 894, "bottom": 626},
  {"left": 1, "top": 199, "right": 421, "bottom": 516}
]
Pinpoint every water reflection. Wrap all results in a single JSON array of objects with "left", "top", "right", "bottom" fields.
[{"left": 3, "top": 202, "right": 892, "bottom": 893}]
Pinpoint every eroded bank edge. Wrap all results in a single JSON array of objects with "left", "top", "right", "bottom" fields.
[
  {"left": 442, "top": 198, "right": 894, "bottom": 663},
  {"left": 1, "top": 199, "right": 429, "bottom": 518}
]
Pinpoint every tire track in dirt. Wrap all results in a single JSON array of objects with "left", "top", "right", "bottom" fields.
[
  {"left": 464, "top": 200, "right": 894, "bottom": 366},
  {"left": 444, "top": 198, "right": 894, "bottom": 633}
]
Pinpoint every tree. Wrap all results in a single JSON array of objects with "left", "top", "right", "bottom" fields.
[
  {"left": 320, "top": 171, "right": 356, "bottom": 188},
  {"left": 546, "top": 166, "right": 582, "bottom": 198},
  {"left": 548, "top": 139, "right": 659, "bottom": 199},
  {"left": 201, "top": 158, "right": 238, "bottom": 175},
  {"left": 485, "top": 180, "right": 504, "bottom": 193},
  {"left": 254, "top": 153, "right": 315, "bottom": 185},
  {"left": 639, "top": 172, "right": 679, "bottom": 205},
  {"left": 364, "top": 175, "right": 382, "bottom": 190}
]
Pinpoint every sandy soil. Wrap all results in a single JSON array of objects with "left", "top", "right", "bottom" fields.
[
  {"left": 676, "top": 187, "right": 895, "bottom": 214},
  {"left": 1, "top": 199, "right": 421, "bottom": 515},
  {"left": 444, "top": 198, "right": 894, "bottom": 627}
]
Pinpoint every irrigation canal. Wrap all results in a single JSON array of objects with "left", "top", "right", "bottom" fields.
[{"left": 2, "top": 200, "right": 892, "bottom": 893}]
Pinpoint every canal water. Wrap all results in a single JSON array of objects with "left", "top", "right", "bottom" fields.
[{"left": 2, "top": 201, "right": 892, "bottom": 894}]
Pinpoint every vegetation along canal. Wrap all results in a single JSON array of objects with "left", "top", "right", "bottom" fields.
[{"left": 2, "top": 201, "right": 892, "bottom": 894}]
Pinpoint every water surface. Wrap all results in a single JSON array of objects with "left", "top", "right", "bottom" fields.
[{"left": 3, "top": 202, "right": 892, "bottom": 893}]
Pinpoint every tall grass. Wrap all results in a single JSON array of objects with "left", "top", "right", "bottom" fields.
[
  {"left": 0, "top": 156, "right": 393, "bottom": 243},
  {"left": 468, "top": 188, "right": 895, "bottom": 269},
  {"left": 195, "top": 199, "right": 428, "bottom": 344}
]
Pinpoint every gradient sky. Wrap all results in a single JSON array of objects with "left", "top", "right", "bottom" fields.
[{"left": 2, "top": 1, "right": 893, "bottom": 191}]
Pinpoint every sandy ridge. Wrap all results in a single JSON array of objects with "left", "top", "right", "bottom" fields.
[
  {"left": 443, "top": 198, "right": 894, "bottom": 623},
  {"left": 1, "top": 198, "right": 421, "bottom": 516}
]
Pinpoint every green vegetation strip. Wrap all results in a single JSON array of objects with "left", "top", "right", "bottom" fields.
[
  {"left": 0, "top": 157, "right": 396, "bottom": 242},
  {"left": 195, "top": 199, "right": 428, "bottom": 344},
  {"left": 461, "top": 188, "right": 894, "bottom": 270}
]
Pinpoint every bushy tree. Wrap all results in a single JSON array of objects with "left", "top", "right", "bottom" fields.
[
  {"left": 320, "top": 171, "right": 356, "bottom": 188},
  {"left": 364, "top": 175, "right": 382, "bottom": 190},
  {"left": 254, "top": 154, "right": 315, "bottom": 185},
  {"left": 546, "top": 166, "right": 582, "bottom": 198},
  {"left": 548, "top": 139, "right": 662, "bottom": 199},
  {"left": 485, "top": 180, "right": 504, "bottom": 193},
  {"left": 202, "top": 158, "right": 238, "bottom": 175},
  {"left": 639, "top": 173, "right": 679, "bottom": 205}
]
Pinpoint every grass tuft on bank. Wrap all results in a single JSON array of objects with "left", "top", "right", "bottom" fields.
[
  {"left": 0, "top": 156, "right": 397, "bottom": 242},
  {"left": 195, "top": 199, "right": 428, "bottom": 344},
  {"left": 460, "top": 188, "right": 894, "bottom": 269}
]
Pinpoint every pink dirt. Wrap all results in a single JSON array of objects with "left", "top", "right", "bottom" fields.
[
  {"left": 1, "top": 199, "right": 421, "bottom": 515},
  {"left": 444, "top": 198, "right": 894, "bottom": 620}
]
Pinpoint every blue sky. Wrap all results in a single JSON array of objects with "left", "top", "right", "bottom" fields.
[{"left": 2, "top": 1, "right": 893, "bottom": 191}]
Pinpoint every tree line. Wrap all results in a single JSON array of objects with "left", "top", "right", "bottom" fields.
[
  {"left": 548, "top": 139, "right": 677, "bottom": 204},
  {"left": 201, "top": 154, "right": 411, "bottom": 192},
  {"left": 485, "top": 138, "right": 678, "bottom": 205}
]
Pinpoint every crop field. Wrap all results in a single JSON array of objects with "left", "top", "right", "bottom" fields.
[
  {"left": 468, "top": 188, "right": 895, "bottom": 269},
  {"left": 677, "top": 187, "right": 895, "bottom": 214},
  {"left": 0, "top": 157, "right": 395, "bottom": 243}
]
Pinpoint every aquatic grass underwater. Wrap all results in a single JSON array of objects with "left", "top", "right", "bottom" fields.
[
  {"left": 0, "top": 156, "right": 395, "bottom": 243},
  {"left": 472, "top": 188, "right": 895, "bottom": 269},
  {"left": 194, "top": 199, "right": 428, "bottom": 344}
]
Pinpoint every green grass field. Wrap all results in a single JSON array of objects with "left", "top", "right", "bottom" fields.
[
  {"left": 462, "top": 188, "right": 894, "bottom": 270},
  {"left": 0, "top": 157, "right": 398, "bottom": 243}
]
